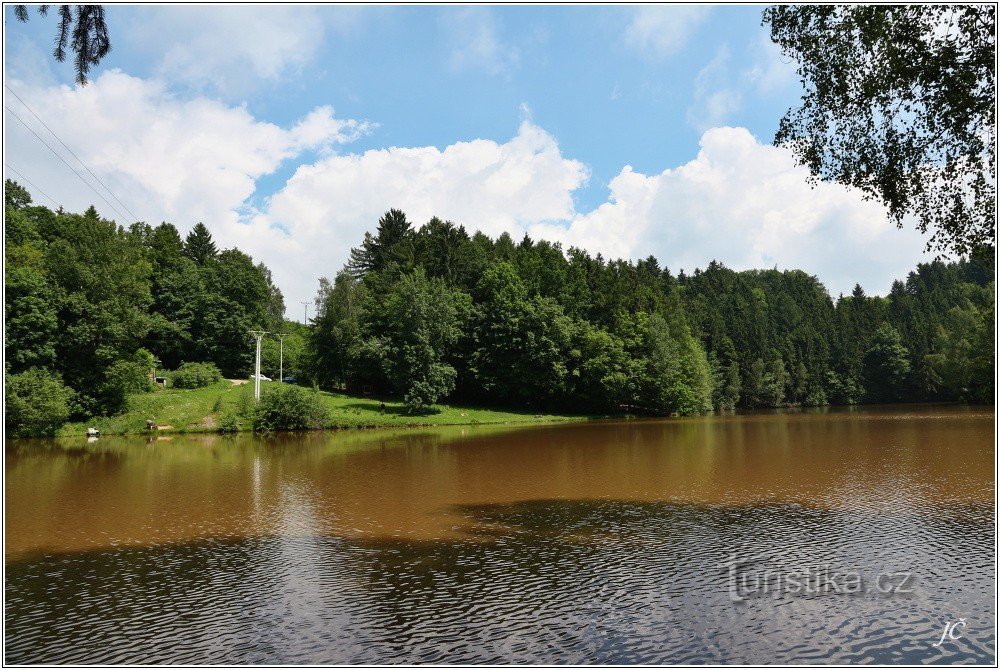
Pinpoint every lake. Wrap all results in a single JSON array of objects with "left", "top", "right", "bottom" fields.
[{"left": 5, "top": 405, "right": 995, "bottom": 664}]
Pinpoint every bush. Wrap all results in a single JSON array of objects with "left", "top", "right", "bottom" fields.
[
  {"left": 252, "top": 384, "right": 328, "bottom": 431},
  {"left": 5, "top": 368, "right": 73, "bottom": 438},
  {"left": 99, "top": 360, "right": 154, "bottom": 415},
  {"left": 219, "top": 411, "right": 241, "bottom": 433},
  {"left": 172, "top": 362, "right": 223, "bottom": 389}
]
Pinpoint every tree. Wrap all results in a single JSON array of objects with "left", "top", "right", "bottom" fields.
[
  {"left": 467, "top": 262, "right": 574, "bottom": 407},
  {"left": 5, "top": 368, "right": 74, "bottom": 438},
  {"left": 13, "top": 5, "right": 110, "bottom": 85},
  {"left": 183, "top": 223, "right": 218, "bottom": 265},
  {"left": 5, "top": 179, "right": 31, "bottom": 209},
  {"left": 863, "top": 324, "right": 912, "bottom": 402},
  {"left": 764, "top": 5, "right": 996, "bottom": 256},
  {"left": 364, "top": 268, "right": 469, "bottom": 412},
  {"left": 925, "top": 297, "right": 994, "bottom": 404},
  {"left": 632, "top": 312, "right": 713, "bottom": 415},
  {"left": 346, "top": 209, "right": 414, "bottom": 277},
  {"left": 252, "top": 384, "right": 328, "bottom": 431},
  {"left": 256, "top": 262, "right": 286, "bottom": 329},
  {"left": 309, "top": 271, "right": 367, "bottom": 388}
]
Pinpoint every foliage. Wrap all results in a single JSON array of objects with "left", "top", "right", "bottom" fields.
[
  {"left": 3, "top": 191, "right": 280, "bottom": 434},
  {"left": 5, "top": 179, "right": 31, "bottom": 209},
  {"left": 183, "top": 222, "right": 218, "bottom": 265},
  {"left": 5, "top": 367, "right": 73, "bottom": 438},
  {"left": 925, "top": 294, "right": 995, "bottom": 404},
  {"left": 98, "top": 350, "right": 156, "bottom": 416},
  {"left": 3, "top": 192, "right": 994, "bottom": 436},
  {"left": 251, "top": 384, "right": 329, "bottom": 432},
  {"left": 764, "top": 5, "right": 996, "bottom": 256},
  {"left": 308, "top": 271, "right": 366, "bottom": 388},
  {"left": 364, "top": 268, "right": 469, "bottom": 413},
  {"left": 171, "top": 362, "right": 223, "bottom": 389},
  {"left": 312, "top": 210, "right": 994, "bottom": 417},
  {"left": 13, "top": 5, "right": 110, "bottom": 84},
  {"left": 862, "top": 325, "right": 912, "bottom": 402}
]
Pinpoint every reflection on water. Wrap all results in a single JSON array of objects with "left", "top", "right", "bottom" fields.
[{"left": 5, "top": 406, "right": 996, "bottom": 663}]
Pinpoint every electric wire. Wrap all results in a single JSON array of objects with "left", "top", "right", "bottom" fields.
[
  {"left": 4, "top": 83, "right": 141, "bottom": 222},
  {"left": 4, "top": 104, "right": 131, "bottom": 221},
  {"left": 3, "top": 161, "right": 61, "bottom": 209}
]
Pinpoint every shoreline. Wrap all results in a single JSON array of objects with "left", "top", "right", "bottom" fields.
[{"left": 52, "top": 380, "right": 594, "bottom": 439}]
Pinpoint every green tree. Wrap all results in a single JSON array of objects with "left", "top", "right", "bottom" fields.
[
  {"left": 252, "top": 384, "right": 328, "bottom": 431},
  {"left": 632, "top": 312, "right": 713, "bottom": 415},
  {"left": 309, "top": 271, "right": 367, "bottom": 388},
  {"left": 5, "top": 367, "right": 74, "bottom": 438},
  {"left": 765, "top": 5, "right": 996, "bottom": 256},
  {"left": 925, "top": 296, "right": 994, "bottom": 404},
  {"left": 467, "top": 262, "right": 573, "bottom": 407},
  {"left": 863, "top": 324, "right": 912, "bottom": 402},
  {"left": 346, "top": 209, "right": 414, "bottom": 277},
  {"left": 365, "top": 268, "right": 470, "bottom": 412},
  {"left": 5, "top": 179, "right": 31, "bottom": 209},
  {"left": 183, "top": 223, "right": 218, "bottom": 265}
]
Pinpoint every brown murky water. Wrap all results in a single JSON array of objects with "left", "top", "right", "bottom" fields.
[{"left": 5, "top": 406, "right": 996, "bottom": 663}]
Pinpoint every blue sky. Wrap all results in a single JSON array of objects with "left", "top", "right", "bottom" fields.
[{"left": 4, "top": 5, "right": 931, "bottom": 309}]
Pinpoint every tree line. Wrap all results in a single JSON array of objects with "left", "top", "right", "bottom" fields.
[
  {"left": 4, "top": 180, "right": 289, "bottom": 436},
  {"left": 310, "top": 209, "right": 994, "bottom": 414},
  {"left": 4, "top": 184, "right": 994, "bottom": 436}
]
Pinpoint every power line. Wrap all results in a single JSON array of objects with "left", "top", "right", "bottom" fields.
[
  {"left": 4, "top": 83, "right": 141, "bottom": 222},
  {"left": 4, "top": 104, "right": 131, "bottom": 222},
  {"left": 3, "top": 162, "right": 61, "bottom": 209}
]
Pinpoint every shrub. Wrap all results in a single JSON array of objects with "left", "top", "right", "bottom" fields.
[
  {"left": 99, "top": 360, "right": 154, "bottom": 415},
  {"left": 219, "top": 411, "right": 241, "bottom": 433},
  {"left": 5, "top": 368, "right": 73, "bottom": 438},
  {"left": 252, "top": 384, "right": 328, "bottom": 431},
  {"left": 172, "top": 362, "right": 223, "bottom": 389}
]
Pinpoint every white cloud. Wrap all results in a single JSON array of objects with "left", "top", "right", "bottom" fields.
[
  {"left": 444, "top": 8, "right": 520, "bottom": 76},
  {"left": 625, "top": 6, "right": 711, "bottom": 58},
  {"left": 234, "top": 120, "right": 590, "bottom": 305},
  {"left": 3, "top": 70, "right": 371, "bottom": 234},
  {"left": 531, "top": 127, "right": 930, "bottom": 297},
  {"left": 123, "top": 6, "right": 364, "bottom": 95},
  {"left": 3, "top": 71, "right": 929, "bottom": 313}
]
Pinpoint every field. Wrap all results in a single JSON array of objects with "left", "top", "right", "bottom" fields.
[{"left": 57, "top": 380, "right": 582, "bottom": 437}]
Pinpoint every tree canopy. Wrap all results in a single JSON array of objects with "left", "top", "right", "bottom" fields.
[
  {"left": 13, "top": 4, "right": 111, "bottom": 85},
  {"left": 4, "top": 186, "right": 994, "bottom": 435},
  {"left": 764, "top": 5, "right": 996, "bottom": 257},
  {"left": 310, "top": 208, "right": 995, "bottom": 415}
]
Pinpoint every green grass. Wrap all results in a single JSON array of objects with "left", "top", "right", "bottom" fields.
[{"left": 57, "top": 380, "right": 583, "bottom": 437}]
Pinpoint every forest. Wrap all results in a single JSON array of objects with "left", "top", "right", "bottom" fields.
[{"left": 4, "top": 182, "right": 995, "bottom": 437}]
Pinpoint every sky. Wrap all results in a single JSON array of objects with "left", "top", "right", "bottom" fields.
[{"left": 3, "top": 4, "right": 932, "bottom": 313}]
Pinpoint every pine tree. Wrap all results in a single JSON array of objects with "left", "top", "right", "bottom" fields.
[{"left": 183, "top": 223, "right": 218, "bottom": 265}]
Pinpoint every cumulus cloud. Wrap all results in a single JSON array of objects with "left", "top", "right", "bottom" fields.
[
  {"left": 3, "top": 71, "right": 929, "bottom": 313},
  {"left": 3, "top": 70, "right": 371, "bottom": 232},
  {"left": 531, "top": 127, "right": 930, "bottom": 297},
  {"left": 625, "top": 6, "right": 712, "bottom": 58},
  {"left": 233, "top": 120, "right": 590, "bottom": 305}
]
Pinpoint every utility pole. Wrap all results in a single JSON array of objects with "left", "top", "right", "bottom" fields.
[
  {"left": 277, "top": 333, "right": 287, "bottom": 383},
  {"left": 250, "top": 330, "right": 268, "bottom": 401},
  {"left": 301, "top": 301, "right": 310, "bottom": 325}
]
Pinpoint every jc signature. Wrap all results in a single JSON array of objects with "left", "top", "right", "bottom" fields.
[{"left": 932, "top": 619, "right": 966, "bottom": 648}]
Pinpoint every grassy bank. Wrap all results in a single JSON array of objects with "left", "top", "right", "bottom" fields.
[{"left": 57, "top": 380, "right": 582, "bottom": 437}]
